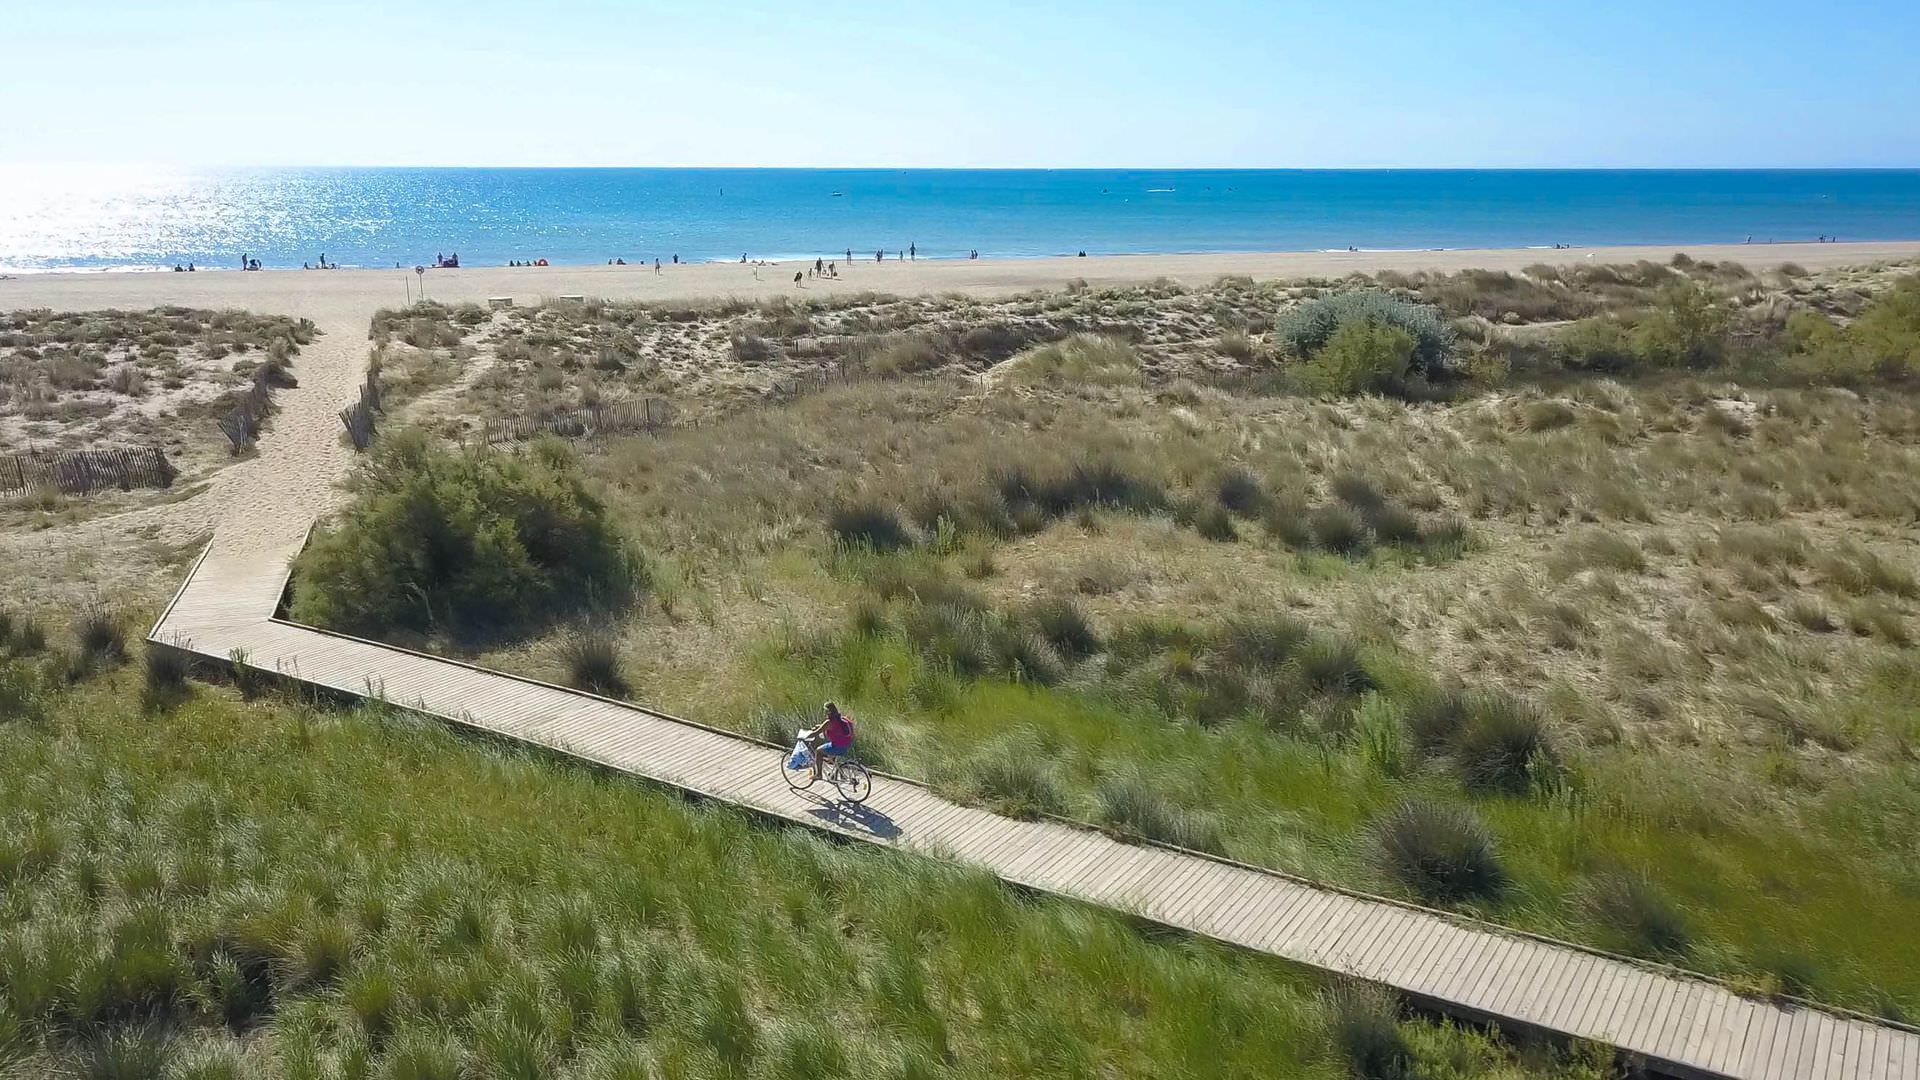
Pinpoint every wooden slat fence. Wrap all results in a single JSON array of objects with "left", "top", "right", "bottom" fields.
[
  {"left": 482, "top": 398, "right": 679, "bottom": 446},
  {"left": 0, "top": 445, "right": 175, "bottom": 495}
]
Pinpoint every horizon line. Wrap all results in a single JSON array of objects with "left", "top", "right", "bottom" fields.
[{"left": 7, "top": 162, "right": 1920, "bottom": 173}]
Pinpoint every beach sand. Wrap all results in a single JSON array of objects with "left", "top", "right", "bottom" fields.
[
  {"left": 6, "top": 240, "right": 1918, "bottom": 313},
  {"left": 3, "top": 239, "right": 1916, "bottom": 609}
]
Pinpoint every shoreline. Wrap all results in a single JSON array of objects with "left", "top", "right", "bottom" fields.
[
  {"left": 7, "top": 235, "right": 1920, "bottom": 278},
  {"left": 3, "top": 240, "right": 1916, "bottom": 311}
]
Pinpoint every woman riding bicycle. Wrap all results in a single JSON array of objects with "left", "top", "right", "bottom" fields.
[{"left": 802, "top": 701, "right": 854, "bottom": 782}]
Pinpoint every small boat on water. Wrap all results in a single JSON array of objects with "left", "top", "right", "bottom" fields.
[{"left": 830, "top": 191, "right": 844, "bottom": 197}]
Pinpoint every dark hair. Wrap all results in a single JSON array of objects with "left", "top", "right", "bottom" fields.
[{"left": 824, "top": 701, "right": 841, "bottom": 719}]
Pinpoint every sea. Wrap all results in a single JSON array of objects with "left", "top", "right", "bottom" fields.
[{"left": 4, "top": 166, "right": 1920, "bottom": 273}]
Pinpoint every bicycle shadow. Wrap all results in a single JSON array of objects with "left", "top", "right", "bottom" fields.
[{"left": 794, "top": 789, "right": 902, "bottom": 841}]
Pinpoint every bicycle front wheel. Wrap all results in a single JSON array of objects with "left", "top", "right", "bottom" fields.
[
  {"left": 781, "top": 749, "right": 817, "bottom": 791},
  {"left": 832, "top": 759, "right": 872, "bottom": 803}
]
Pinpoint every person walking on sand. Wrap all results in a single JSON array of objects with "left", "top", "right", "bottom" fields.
[
  {"left": 909, "top": 242, "right": 916, "bottom": 260},
  {"left": 655, "top": 258, "right": 661, "bottom": 274},
  {"left": 815, "top": 257, "right": 823, "bottom": 275},
  {"left": 794, "top": 271, "right": 804, "bottom": 287},
  {"left": 240, "top": 253, "right": 249, "bottom": 270},
  {"left": 846, "top": 248, "right": 853, "bottom": 262}
]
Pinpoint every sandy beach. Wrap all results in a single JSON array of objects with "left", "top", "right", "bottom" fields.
[{"left": 5, "top": 240, "right": 1918, "bottom": 313}]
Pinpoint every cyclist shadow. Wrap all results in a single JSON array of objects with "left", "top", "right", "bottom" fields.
[{"left": 794, "top": 790, "right": 902, "bottom": 841}]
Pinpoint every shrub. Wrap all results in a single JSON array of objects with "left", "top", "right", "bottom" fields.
[
  {"left": 1585, "top": 874, "right": 1690, "bottom": 959},
  {"left": 1374, "top": 799, "right": 1507, "bottom": 903},
  {"left": 74, "top": 606, "right": 126, "bottom": 667},
  {"left": 1847, "top": 274, "right": 1920, "bottom": 376},
  {"left": 1290, "top": 635, "right": 1374, "bottom": 697},
  {"left": 730, "top": 333, "right": 778, "bottom": 363},
  {"left": 1520, "top": 400, "right": 1577, "bottom": 432},
  {"left": 1400, "top": 682, "right": 1469, "bottom": 752},
  {"left": 560, "top": 625, "right": 629, "bottom": 698},
  {"left": 1094, "top": 774, "right": 1222, "bottom": 853},
  {"left": 1632, "top": 282, "right": 1731, "bottom": 368},
  {"left": 958, "top": 322, "right": 1028, "bottom": 360},
  {"left": 860, "top": 333, "right": 944, "bottom": 376},
  {"left": 1261, "top": 492, "right": 1315, "bottom": 548},
  {"left": 143, "top": 644, "right": 190, "bottom": 698},
  {"left": 1449, "top": 693, "right": 1557, "bottom": 794},
  {"left": 828, "top": 498, "right": 914, "bottom": 552},
  {"left": 1002, "top": 334, "right": 1141, "bottom": 387},
  {"left": 1192, "top": 503, "right": 1238, "bottom": 542},
  {"left": 1309, "top": 504, "right": 1372, "bottom": 555},
  {"left": 290, "top": 431, "right": 643, "bottom": 638},
  {"left": 1325, "top": 984, "right": 1413, "bottom": 1080},
  {"left": 1298, "top": 320, "right": 1416, "bottom": 396},
  {"left": 1021, "top": 597, "right": 1100, "bottom": 659},
  {"left": 962, "top": 742, "right": 1067, "bottom": 819},
  {"left": 0, "top": 659, "right": 45, "bottom": 725},
  {"left": 1217, "top": 330, "right": 1257, "bottom": 361},
  {"left": 1214, "top": 466, "right": 1266, "bottom": 514},
  {"left": 1558, "top": 316, "right": 1638, "bottom": 371},
  {"left": 1274, "top": 290, "right": 1453, "bottom": 373}
]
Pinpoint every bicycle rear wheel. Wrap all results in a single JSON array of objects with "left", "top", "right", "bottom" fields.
[
  {"left": 832, "top": 759, "right": 872, "bottom": 803},
  {"left": 780, "top": 748, "right": 817, "bottom": 791}
]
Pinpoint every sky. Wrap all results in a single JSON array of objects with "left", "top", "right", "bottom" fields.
[{"left": 3, "top": 0, "right": 1917, "bottom": 169}]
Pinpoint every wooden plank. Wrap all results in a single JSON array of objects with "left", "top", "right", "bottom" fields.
[
  {"left": 1661, "top": 982, "right": 1713, "bottom": 1069},
  {"left": 1496, "top": 943, "right": 1569, "bottom": 1024},
  {"left": 1597, "top": 969, "right": 1657, "bottom": 1045},
  {"left": 1564, "top": 957, "right": 1631, "bottom": 1044},
  {"left": 1679, "top": 986, "right": 1729, "bottom": 1070},
  {"left": 1473, "top": 936, "right": 1541, "bottom": 1018}
]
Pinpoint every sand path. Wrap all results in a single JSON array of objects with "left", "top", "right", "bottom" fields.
[{"left": 3, "top": 238, "right": 1915, "bottom": 596}]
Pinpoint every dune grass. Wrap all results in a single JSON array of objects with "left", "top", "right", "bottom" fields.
[{"left": 0, "top": 659, "right": 1596, "bottom": 1078}]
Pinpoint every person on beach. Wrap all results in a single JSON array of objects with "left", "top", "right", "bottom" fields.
[
  {"left": 815, "top": 257, "right": 823, "bottom": 275},
  {"left": 187, "top": 263, "right": 195, "bottom": 271},
  {"left": 828, "top": 262, "right": 837, "bottom": 278},
  {"left": 909, "top": 242, "right": 916, "bottom": 260},
  {"left": 846, "top": 248, "right": 853, "bottom": 262},
  {"left": 654, "top": 258, "right": 661, "bottom": 273},
  {"left": 794, "top": 271, "right": 804, "bottom": 287},
  {"left": 875, "top": 249, "right": 883, "bottom": 262}
]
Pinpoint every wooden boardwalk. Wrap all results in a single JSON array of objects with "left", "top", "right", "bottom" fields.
[{"left": 152, "top": 538, "right": 1920, "bottom": 1080}]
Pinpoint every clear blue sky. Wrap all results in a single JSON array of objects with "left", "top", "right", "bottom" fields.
[{"left": 5, "top": 0, "right": 1916, "bottom": 168}]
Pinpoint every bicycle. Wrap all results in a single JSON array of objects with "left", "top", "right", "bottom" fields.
[{"left": 779, "top": 738, "right": 872, "bottom": 803}]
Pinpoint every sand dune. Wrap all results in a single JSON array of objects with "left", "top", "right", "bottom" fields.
[{"left": 3, "top": 240, "right": 1916, "bottom": 606}]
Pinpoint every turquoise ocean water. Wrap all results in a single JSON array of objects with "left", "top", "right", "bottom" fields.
[{"left": 3, "top": 167, "right": 1918, "bottom": 272}]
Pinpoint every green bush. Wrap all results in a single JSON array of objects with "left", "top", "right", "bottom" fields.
[
  {"left": 828, "top": 498, "right": 914, "bottom": 552},
  {"left": 1299, "top": 320, "right": 1417, "bottom": 396},
  {"left": 1374, "top": 799, "right": 1507, "bottom": 903},
  {"left": 960, "top": 738, "right": 1068, "bottom": 819},
  {"left": 1214, "top": 466, "right": 1266, "bottom": 514},
  {"left": 1449, "top": 693, "right": 1557, "bottom": 794},
  {"left": 74, "top": 606, "right": 126, "bottom": 667},
  {"left": 1585, "top": 874, "right": 1690, "bottom": 959},
  {"left": 1020, "top": 597, "right": 1101, "bottom": 660},
  {"left": 1002, "top": 334, "right": 1141, "bottom": 387},
  {"left": 1848, "top": 274, "right": 1920, "bottom": 375},
  {"left": 1309, "top": 504, "right": 1373, "bottom": 555},
  {"left": 1632, "top": 282, "right": 1731, "bottom": 368},
  {"left": 1094, "top": 774, "right": 1222, "bottom": 853},
  {"left": 1325, "top": 984, "right": 1413, "bottom": 1080},
  {"left": 560, "top": 625, "right": 629, "bottom": 698},
  {"left": 1558, "top": 316, "right": 1638, "bottom": 371},
  {"left": 1274, "top": 290, "right": 1453, "bottom": 373},
  {"left": 290, "top": 431, "right": 643, "bottom": 639}
]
